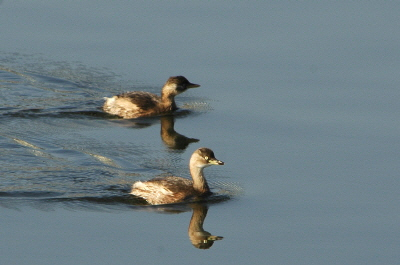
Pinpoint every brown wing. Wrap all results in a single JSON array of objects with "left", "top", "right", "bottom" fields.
[
  {"left": 118, "top": 92, "right": 160, "bottom": 111},
  {"left": 131, "top": 176, "right": 195, "bottom": 204},
  {"left": 150, "top": 176, "right": 194, "bottom": 193}
]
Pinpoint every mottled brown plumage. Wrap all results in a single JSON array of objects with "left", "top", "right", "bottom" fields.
[
  {"left": 130, "top": 148, "right": 224, "bottom": 205},
  {"left": 118, "top": 91, "right": 159, "bottom": 111},
  {"left": 103, "top": 76, "right": 200, "bottom": 118}
]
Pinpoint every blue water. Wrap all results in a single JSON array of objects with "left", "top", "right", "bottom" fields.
[{"left": 1, "top": 1, "right": 400, "bottom": 265}]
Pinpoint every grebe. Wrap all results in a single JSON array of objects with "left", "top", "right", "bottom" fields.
[
  {"left": 130, "top": 148, "right": 224, "bottom": 205},
  {"left": 103, "top": 76, "right": 200, "bottom": 119}
]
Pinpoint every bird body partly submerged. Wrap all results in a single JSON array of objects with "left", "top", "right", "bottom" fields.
[
  {"left": 130, "top": 148, "right": 224, "bottom": 205},
  {"left": 131, "top": 176, "right": 202, "bottom": 205},
  {"left": 103, "top": 76, "right": 200, "bottom": 119}
]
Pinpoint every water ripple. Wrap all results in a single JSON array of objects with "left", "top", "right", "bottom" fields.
[{"left": 0, "top": 55, "right": 233, "bottom": 210}]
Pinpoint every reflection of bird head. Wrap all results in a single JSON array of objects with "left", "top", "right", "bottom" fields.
[
  {"left": 190, "top": 232, "right": 223, "bottom": 249},
  {"left": 160, "top": 115, "right": 199, "bottom": 150},
  {"left": 188, "top": 203, "right": 223, "bottom": 249}
]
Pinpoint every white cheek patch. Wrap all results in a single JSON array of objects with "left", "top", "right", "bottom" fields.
[{"left": 163, "top": 84, "right": 177, "bottom": 94}]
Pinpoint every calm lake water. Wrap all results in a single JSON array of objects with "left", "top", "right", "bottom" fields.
[{"left": 1, "top": 1, "right": 400, "bottom": 265}]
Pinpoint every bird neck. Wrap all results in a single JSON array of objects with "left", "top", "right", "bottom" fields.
[
  {"left": 161, "top": 88, "right": 178, "bottom": 111},
  {"left": 160, "top": 116, "right": 175, "bottom": 135},
  {"left": 188, "top": 204, "right": 208, "bottom": 234},
  {"left": 190, "top": 165, "right": 210, "bottom": 194}
]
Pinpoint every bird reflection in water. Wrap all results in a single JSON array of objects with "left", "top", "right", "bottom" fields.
[
  {"left": 160, "top": 115, "right": 199, "bottom": 150},
  {"left": 135, "top": 203, "right": 223, "bottom": 249},
  {"left": 108, "top": 113, "right": 198, "bottom": 151},
  {"left": 188, "top": 203, "right": 223, "bottom": 249}
]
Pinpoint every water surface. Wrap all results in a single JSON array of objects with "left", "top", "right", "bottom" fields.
[{"left": 1, "top": 1, "right": 400, "bottom": 265}]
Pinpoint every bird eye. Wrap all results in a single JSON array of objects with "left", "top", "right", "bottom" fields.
[{"left": 204, "top": 156, "right": 209, "bottom": 161}]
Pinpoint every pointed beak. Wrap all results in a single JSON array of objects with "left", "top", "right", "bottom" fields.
[
  {"left": 207, "top": 235, "right": 223, "bottom": 241},
  {"left": 187, "top": 82, "right": 200, "bottom": 88},
  {"left": 209, "top": 158, "right": 224, "bottom": 165}
]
